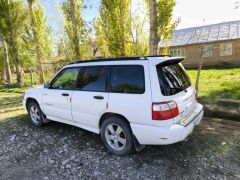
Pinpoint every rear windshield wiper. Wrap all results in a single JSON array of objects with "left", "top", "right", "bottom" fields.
[
  {"left": 170, "top": 87, "right": 184, "bottom": 91},
  {"left": 170, "top": 86, "right": 187, "bottom": 93}
]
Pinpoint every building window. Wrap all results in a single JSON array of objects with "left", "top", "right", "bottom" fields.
[
  {"left": 220, "top": 43, "right": 232, "bottom": 56},
  {"left": 169, "top": 48, "right": 185, "bottom": 57},
  {"left": 202, "top": 45, "right": 213, "bottom": 57}
]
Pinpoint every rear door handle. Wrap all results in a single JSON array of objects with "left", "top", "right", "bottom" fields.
[
  {"left": 62, "top": 93, "right": 69, "bottom": 97},
  {"left": 93, "top": 96, "right": 104, "bottom": 100}
]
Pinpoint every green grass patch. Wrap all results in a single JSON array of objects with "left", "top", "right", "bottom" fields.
[
  {"left": 0, "top": 93, "right": 26, "bottom": 121},
  {"left": 187, "top": 68, "right": 240, "bottom": 100}
]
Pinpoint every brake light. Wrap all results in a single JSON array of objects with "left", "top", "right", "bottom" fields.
[{"left": 152, "top": 101, "right": 179, "bottom": 120}]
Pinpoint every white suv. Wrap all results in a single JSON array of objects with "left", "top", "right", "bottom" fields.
[{"left": 23, "top": 56, "right": 203, "bottom": 156}]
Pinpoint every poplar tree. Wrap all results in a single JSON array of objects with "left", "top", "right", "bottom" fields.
[
  {"left": 27, "top": 0, "right": 51, "bottom": 84},
  {"left": 62, "top": 0, "right": 83, "bottom": 60},
  {"left": 99, "top": 0, "right": 132, "bottom": 57},
  {"left": 148, "top": 0, "right": 177, "bottom": 55},
  {"left": 0, "top": 0, "right": 26, "bottom": 86}
]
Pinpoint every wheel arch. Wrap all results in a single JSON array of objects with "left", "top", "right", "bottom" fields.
[
  {"left": 98, "top": 112, "right": 130, "bottom": 130},
  {"left": 98, "top": 112, "right": 144, "bottom": 152},
  {"left": 26, "top": 97, "right": 47, "bottom": 120},
  {"left": 26, "top": 97, "right": 39, "bottom": 111}
]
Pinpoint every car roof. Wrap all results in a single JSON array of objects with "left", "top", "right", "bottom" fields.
[{"left": 64, "top": 56, "right": 185, "bottom": 68}]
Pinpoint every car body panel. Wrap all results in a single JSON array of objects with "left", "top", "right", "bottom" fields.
[{"left": 23, "top": 56, "right": 204, "bottom": 145}]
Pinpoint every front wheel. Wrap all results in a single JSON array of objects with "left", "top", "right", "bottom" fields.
[
  {"left": 101, "top": 116, "right": 135, "bottom": 156},
  {"left": 28, "top": 101, "right": 44, "bottom": 127}
]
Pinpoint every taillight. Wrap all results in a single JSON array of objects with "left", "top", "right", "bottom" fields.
[{"left": 152, "top": 101, "right": 179, "bottom": 120}]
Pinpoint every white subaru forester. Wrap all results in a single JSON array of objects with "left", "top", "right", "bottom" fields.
[{"left": 23, "top": 56, "right": 203, "bottom": 156}]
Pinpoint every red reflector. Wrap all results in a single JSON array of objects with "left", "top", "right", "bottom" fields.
[{"left": 152, "top": 101, "right": 179, "bottom": 120}]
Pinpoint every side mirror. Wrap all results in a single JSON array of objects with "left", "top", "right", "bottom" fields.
[{"left": 44, "top": 82, "right": 50, "bottom": 89}]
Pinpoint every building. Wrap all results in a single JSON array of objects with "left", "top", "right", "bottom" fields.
[{"left": 160, "top": 20, "right": 240, "bottom": 68}]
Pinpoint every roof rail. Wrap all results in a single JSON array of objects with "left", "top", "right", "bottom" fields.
[{"left": 69, "top": 55, "right": 171, "bottom": 64}]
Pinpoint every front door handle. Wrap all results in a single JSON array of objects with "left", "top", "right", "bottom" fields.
[
  {"left": 93, "top": 96, "right": 104, "bottom": 100},
  {"left": 62, "top": 93, "right": 69, "bottom": 97}
]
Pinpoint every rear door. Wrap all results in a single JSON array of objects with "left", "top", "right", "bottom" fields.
[
  {"left": 71, "top": 66, "right": 108, "bottom": 132},
  {"left": 156, "top": 62, "right": 197, "bottom": 123},
  {"left": 107, "top": 65, "right": 151, "bottom": 125}
]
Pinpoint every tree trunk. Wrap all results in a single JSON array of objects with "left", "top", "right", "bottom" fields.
[
  {"left": 119, "top": 2, "right": 126, "bottom": 57},
  {"left": 0, "top": 61, "right": 5, "bottom": 81},
  {"left": 70, "top": 0, "right": 81, "bottom": 60},
  {"left": 28, "top": 0, "right": 45, "bottom": 84},
  {"left": 0, "top": 35, "right": 12, "bottom": 83},
  {"left": 149, "top": 0, "right": 158, "bottom": 55},
  {"left": 195, "top": 48, "right": 204, "bottom": 97},
  {"left": 7, "top": 18, "right": 23, "bottom": 86}
]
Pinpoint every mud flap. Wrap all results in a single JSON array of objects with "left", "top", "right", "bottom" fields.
[{"left": 133, "top": 135, "right": 146, "bottom": 152}]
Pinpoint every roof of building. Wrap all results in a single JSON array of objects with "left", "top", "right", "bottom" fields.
[{"left": 160, "top": 20, "right": 240, "bottom": 47}]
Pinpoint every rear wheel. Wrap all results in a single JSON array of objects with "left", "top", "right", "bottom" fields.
[
  {"left": 101, "top": 116, "right": 135, "bottom": 156},
  {"left": 28, "top": 101, "right": 44, "bottom": 127}
]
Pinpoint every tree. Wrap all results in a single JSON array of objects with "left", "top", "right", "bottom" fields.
[
  {"left": 148, "top": 0, "right": 177, "bottom": 55},
  {"left": 0, "top": 33, "right": 12, "bottom": 83},
  {"left": 0, "top": 0, "right": 26, "bottom": 86},
  {"left": 93, "top": 17, "right": 109, "bottom": 57},
  {"left": 62, "top": 0, "right": 83, "bottom": 60},
  {"left": 130, "top": 0, "right": 149, "bottom": 56},
  {"left": 99, "top": 0, "right": 132, "bottom": 57},
  {"left": 55, "top": 4, "right": 71, "bottom": 60},
  {"left": 27, "top": 0, "right": 51, "bottom": 84}
]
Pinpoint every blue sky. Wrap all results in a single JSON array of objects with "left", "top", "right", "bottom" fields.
[
  {"left": 39, "top": 0, "right": 240, "bottom": 37},
  {"left": 39, "top": 0, "right": 100, "bottom": 38}
]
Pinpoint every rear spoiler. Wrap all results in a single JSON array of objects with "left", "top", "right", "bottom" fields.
[{"left": 157, "top": 58, "right": 185, "bottom": 67}]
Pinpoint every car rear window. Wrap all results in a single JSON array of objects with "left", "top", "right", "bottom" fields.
[
  {"left": 157, "top": 63, "right": 191, "bottom": 96},
  {"left": 110, "top": 65, "right": 145, "bottom": 94}
]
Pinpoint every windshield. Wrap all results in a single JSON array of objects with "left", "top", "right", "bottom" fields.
[{"left": 157, "top": 63, "right": 191, "bottom": 96}]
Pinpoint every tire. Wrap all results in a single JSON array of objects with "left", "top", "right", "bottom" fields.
[
  {"left": 100, "top": 116, "right": 135, "bottom": 156},
  {"left": 28, "top": 101, "right": 44, "bottom": 127}
]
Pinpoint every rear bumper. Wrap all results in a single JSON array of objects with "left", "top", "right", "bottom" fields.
[{"left": 130, "top": 103, "right": 203, "bottom": 145}]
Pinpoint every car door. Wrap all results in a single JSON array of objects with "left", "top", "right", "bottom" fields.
[
  {"left": 71, "top": 66, "right": 108, "bottom": 132},
  {"left": 42, "top": 67, "right": 79, "bottom": 122}
]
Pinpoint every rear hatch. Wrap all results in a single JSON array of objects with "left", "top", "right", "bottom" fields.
[{"left": 156, "top": 59, "right": 197, "bottom": 124}]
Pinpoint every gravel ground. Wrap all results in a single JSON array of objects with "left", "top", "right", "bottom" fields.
[
  {"left": 0, "top": 114, "right": 239, "bottom": 180},
  {"left": 0, "top": 93, "right": 239, "bottom": 180}
]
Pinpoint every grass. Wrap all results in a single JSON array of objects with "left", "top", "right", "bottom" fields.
[
  {"left": 186, "top": 68, "right": 240, "bottom": 100},
  {"left": 0, "top": 93, "right": 26, "bottom": 121},
  {"left": 0, "top": 68, "right": 239, "bottom": 101}
]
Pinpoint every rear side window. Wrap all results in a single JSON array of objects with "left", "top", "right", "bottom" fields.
[
  {"left": 77, "top": 66, "right": 106, "bottom": 92},
  {"left": 157, "top": 63, "right": 191, "bottom": 96},
  {"left": 110, "top": 66, "right": 145, "bottom": 94}
]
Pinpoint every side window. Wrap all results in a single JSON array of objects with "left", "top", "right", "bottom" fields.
[
  {"left": 110, "top": 66, "right": 145, "bottom": 94},
  {"left": 51, "top": 68, "right": 79, "bottom": 90},
  {"left": 77, "top": 66, "right": 106, "bottom": 92}
]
